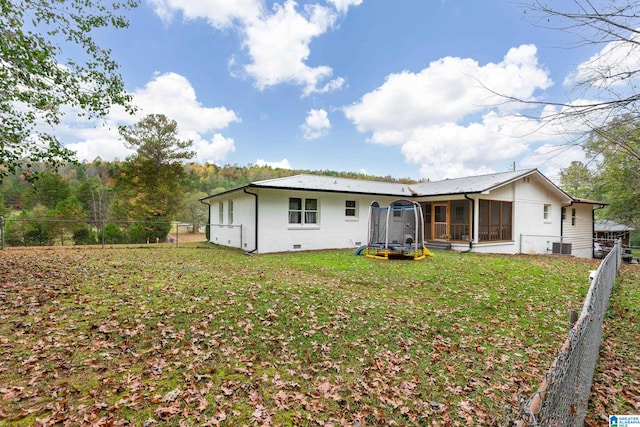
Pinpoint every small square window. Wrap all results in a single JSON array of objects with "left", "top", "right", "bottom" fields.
[
  {"left": 543, "top": 204, "right": 551, "bottom": 221},
  {"left": 345, "top": 200, "right": 357, "bottom": 217}
]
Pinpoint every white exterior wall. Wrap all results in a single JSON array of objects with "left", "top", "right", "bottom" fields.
[
  {"left": 463, "top": 176, "right": 566, "bottom": 256},
  {"left": 207, "top": 192, "right": 257, "bottom": 251},
  {"left": 562, "top": 203, "right": 594, "bottom": 258},
  {"left": 203, "top": 174, "right": 594, "bottom": 257},
  {"left": 512, "top": 175, "right": 566, "bottom": 256},
  {"left": 256, "top": 189, "right": 399, "bottom": 253}
]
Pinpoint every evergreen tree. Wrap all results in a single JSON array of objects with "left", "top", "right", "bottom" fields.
[{"left": 116, "top": 114, "right": 195, "bottom": 220}]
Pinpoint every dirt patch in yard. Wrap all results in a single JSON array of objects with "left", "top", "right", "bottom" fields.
[{"left": 167, "top": 232, "right": 206, "bottom": 243}]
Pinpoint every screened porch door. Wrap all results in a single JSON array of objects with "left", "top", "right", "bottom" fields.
[{"left": 433, "top": 203, "right": 448, "bottom": 240}]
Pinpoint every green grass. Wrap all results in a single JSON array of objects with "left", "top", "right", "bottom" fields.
[{"left": 0, "top": 244, "right": 637, "bottom": 425}]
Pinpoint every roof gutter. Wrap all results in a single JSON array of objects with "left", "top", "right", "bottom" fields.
[
  {"left": 199, "top": 198, "right": 212, "bottom": 242},
  {"left": 243, "top": 188, "right": 258, "bottom": 253},
  {"left": 463, "top": 194, "right": 475, "bottom": 252}
]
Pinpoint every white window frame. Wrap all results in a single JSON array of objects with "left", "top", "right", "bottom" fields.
[
  {"left": 345, "top": 200, "right": 358, "bottom": 220},
  {"left": 219, "top": 202, "right": 224, "bottom": 225},
  {"left": 228, "top": 200, "right": 234, "bottom": 225},
  {"left": 304, "top": 198, "right": 318, "bottom": 224},
  {"left": 543, "top": 204, "right": 551, "bottom": 223},
  {"left": 288, "top": 197, "right": 319, "bottom": 227}
]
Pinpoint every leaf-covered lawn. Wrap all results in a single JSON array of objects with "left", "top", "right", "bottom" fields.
[{"left": 0, "top": 245, "right": 637, "bottom": 426}]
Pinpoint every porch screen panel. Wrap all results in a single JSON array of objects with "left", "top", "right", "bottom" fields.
[
  {"left": 478, "top": 199, "right": 512, "bottom": 242},
  {"left": 434, "top": 204, "right": 447, "bottom": 239},
  {"left": 479, "top": 200, "right": 489, "bottom": 241},
  {"left": 451, "top": 201, "right": 470, "bottom": 240},
  {"left": 501, "top": 201, "right": 512, "bottom": 240},
  {"left": 422, "top": 203, "right": 432, "bottom": 240},
  {"left": 490, "top": 201, "right": 501, "bottom": 240}
]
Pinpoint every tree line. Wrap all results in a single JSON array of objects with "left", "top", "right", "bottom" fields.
[
  {"left": 0, "top": 114, "right": 417, "bottom": 245},
  {"left": 559, "top": 115, "right": 640, "bottom": 246}
]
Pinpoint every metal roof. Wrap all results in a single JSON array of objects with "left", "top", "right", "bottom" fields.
[
  {"left": 410, "top": 169, "right": 538, "bottom": 196},
  {"left": 595, "top": 220, "right": 635, "bottom": 232},
  {"left": 200, "top": 168, "right": 573, "bottom": 201},
  {"left": 249, "top": 174, "right": 414, "bottom": 196},
  {"left": 572, "top": 197, "right": 608, "bottom": 205}
]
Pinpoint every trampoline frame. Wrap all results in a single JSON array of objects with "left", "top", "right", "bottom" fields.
[{"left": 365, "top": 199, "right": 431, "bottom": 260}]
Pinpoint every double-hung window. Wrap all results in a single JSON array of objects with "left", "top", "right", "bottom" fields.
[
  {"left": 543, "top": 204, "right": 551, "bottom": 222},
  {"left": 345, "top": 200, "right": 357, "bottom": 218},
  {"left": 289, "top": 197, "right": 318, "bottom": 225}
]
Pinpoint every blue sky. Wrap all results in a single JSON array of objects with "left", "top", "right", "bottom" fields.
[{"left": 56, "top": 0, "right": 623, "bottom": 181}]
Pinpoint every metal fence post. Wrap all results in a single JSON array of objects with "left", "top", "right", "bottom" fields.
[{"left": 1, "top": 216, "right": 4, "bottom": 250}]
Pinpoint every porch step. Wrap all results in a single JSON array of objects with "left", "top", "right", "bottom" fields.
[{"left": 425, "top": 241, "right": 452, "bottom": 251}]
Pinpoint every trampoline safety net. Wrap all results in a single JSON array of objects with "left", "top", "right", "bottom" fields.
[{"left": 366, "top": 199, "right": 431, "bottom": 260}]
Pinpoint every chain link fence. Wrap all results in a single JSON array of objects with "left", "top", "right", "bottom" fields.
[
  {"left": 0, "top": 217, "right": 203, "bottom": 249},
  {"left": 504, "top": 240, "right": 622, "bottom": 426}
]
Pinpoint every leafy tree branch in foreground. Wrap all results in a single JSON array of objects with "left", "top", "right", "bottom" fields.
[{"left": 0, "top": 0, "right": 138, "bottom": 182}]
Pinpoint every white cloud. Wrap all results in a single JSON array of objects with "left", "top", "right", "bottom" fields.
[
  {"left": 148, "top": 0, "right": 261, "bottom": 28},
  {"left": 255, "top": 158, "right": 292, "bottom": 169},
  {"left": 400, "top": 113, "right": 543, "bottom": 179},
  {"left": 345, "top": 44, "right": 551, "bottom": 144},
  {"left": 564, "top": 32, "right": 640, "bottom": 90},
  {"left": 242, "top": 1, "right": 343, "bottom": 95},
  {"left": 62, "top": 73, "right": 239, "bottom": 163},
  {"left": 326, "top": 0, "right": 363, "bottom": 13},
  {"left": 192, "top": 133, "right": 236, "bottom": 163},
  {"left": 301, "top": 108, "right": 331, "bottom": 139},
  {"left": 149, "top": 0, "right": 350, "bottom": 95},
  {"left": 344, "top": 45, "right": 560, "bottom": 179},
  {"left": 64, "top": 124, "right": 134, "bottom": 161},
  {"left": 520, "top": 143, "right": 587, "bottom": 184},
  {"left": 131, "top": 72, "right": 241, "bottom": 132}
]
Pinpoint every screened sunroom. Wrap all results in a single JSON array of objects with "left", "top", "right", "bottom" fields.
[{"left": 420, "top": 199, "right": 513, "bottom": 243}]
